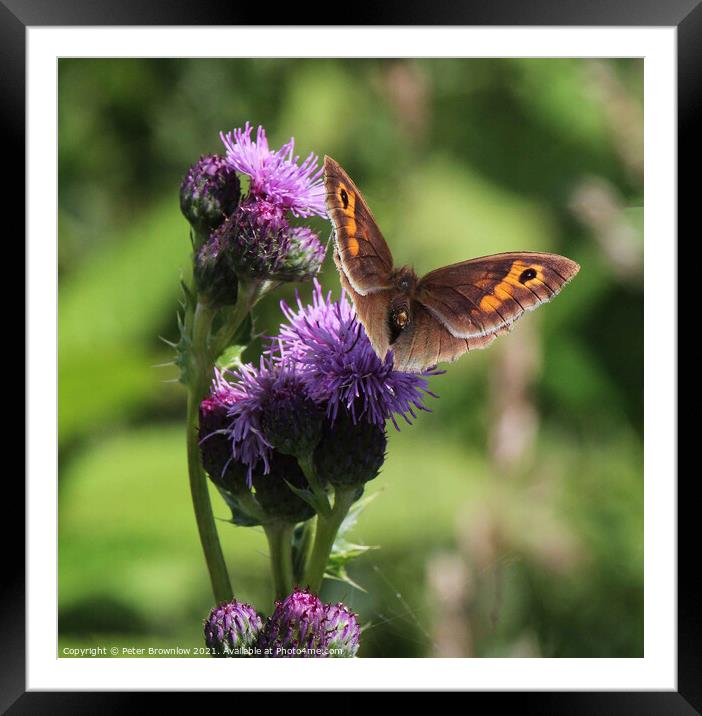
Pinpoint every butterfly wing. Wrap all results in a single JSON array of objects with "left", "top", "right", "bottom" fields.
[
  {"left": 333, "top": 248, "right": 394, "bottom": 360},
  {"left": 324, "top": 156, "right": 394, "bottom": 295},
  {"left": 391, "top": 301, "right": 508, "bottom": 373},
  {"left": 389, "top": 252, "right": 579, "bottom": 371}
]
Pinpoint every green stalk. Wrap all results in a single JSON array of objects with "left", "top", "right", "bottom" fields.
[
  {"left": 185, "top": 301, "right": 232, "bottom": 603},
  {"left": 209, "top": 279, "right": 261, "bottom": 361},
  {"left": 185, "top": 283, "right": 260, "bottom": 604},
  {"left": 303, "top": 487, "right": 357, "bottom": 594},
  {"left": 264, "top": 521, "right": 295, "bottom": 600},
  {"left": 293, "top": 519, "right": 316, "bottom": 585},
  {"left": 297, "top": 453, "right": 331, "bottom": 516}
]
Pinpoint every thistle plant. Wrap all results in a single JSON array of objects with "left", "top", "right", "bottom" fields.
[
  {"left": 177, "top": 123, "right": 439, "bottom": 656},
  {"left": 178, "top": 123, "right": 326, "bottom": 604}
]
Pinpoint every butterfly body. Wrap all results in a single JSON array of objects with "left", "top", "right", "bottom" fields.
[{"left": 324, "top": 156, "right": 580, "bottom": 372}]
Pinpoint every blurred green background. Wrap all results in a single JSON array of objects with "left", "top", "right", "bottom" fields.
[{"left": 58, "top": 58, "right": 643, "bottom": 658}]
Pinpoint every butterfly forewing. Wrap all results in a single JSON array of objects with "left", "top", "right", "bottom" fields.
[{"left": 324, "top": 156, "right": 394, "bottom": 295}]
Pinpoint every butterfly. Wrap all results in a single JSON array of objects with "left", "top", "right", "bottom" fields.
[{"left": 323, "top": 156, "right": 580, "bottom": 373}]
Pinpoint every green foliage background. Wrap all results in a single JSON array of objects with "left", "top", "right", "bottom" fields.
[{"left": 58, "top": 58, "right": 643, "bottom": 658}]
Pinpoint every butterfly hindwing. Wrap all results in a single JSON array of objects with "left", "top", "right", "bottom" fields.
[
  {"left": 391, "top": 301, "right": 507, "bottom": 373},
  {"left": 416, "top": 253, "right": 580, "bottom": 340},
  {"left": 324, "top": 156, "right": 394, "bottom": 295}
]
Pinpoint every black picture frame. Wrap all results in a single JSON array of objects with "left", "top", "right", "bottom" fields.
[{"left": 4, "top": 1, "right": 688, "bottom": 709}]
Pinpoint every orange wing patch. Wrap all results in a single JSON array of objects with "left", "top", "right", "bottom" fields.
[
  {"left": 336, "top": 182, "right": 357, "bottom": 240},
  {"left": 478, "top": 260, "right": 545, "bottom": 312},
  {"left": 346, "top": 236, "right": 359, "bottom": 257}
]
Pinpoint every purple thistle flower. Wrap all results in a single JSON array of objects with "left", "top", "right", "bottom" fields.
[
  {"left": 271, "top": 279, "right": 440, "bottom": 429},
  {"left": 202, "top": 359, "right": 322, "bottom": 483},
  {"left": 204, "top": 600, "right": 263, "bottom": 657},
  {"left": 220, "top": 122, "right": 325, "bottom": 218},
  {"left": 203, "top": 365, "right": 273, "bottom": 484}
]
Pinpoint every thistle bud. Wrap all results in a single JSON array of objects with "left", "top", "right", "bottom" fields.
[
  {"left": 253, "top": 453, "right": 315, "bottom": 524},
  {"left": 258, "top": 588, "right": 361, "bottom": 657},
  {"left": 314, "top": 410, "right": 387, "bottom": 489},
  {"left": 227, "top": 198, "right": 290, "bottom": 280},
  {"left": 258, "top": 588, "right": 328, "bottom": 657},
  {"left": 323, "top": 602, "right": 361, "bottom": 658},
  {"left": 180, "top": 154, "right": 240, "bottom": 246},
  {"left": 259, "top": 369, "right": 323, "bottom": 459},
  {"left": 204, "top": 600, "right": 263, "bottom": 657},
  {"left": 272, "top": 227, "right": 326, "bottom": 282}
]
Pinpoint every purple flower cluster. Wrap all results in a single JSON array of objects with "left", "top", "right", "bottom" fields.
[
  {"left": 200, "top": 281, "right": 439, "bottom": 487},
  {"left": 180, "top": 123, "right": 327, "bottom": 302},
  {"left": 204, "top": 589, "right": 360, "bottom": 658}
]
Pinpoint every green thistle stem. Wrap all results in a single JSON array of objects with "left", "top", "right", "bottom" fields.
[
  {"left": 293, "top": 519, "right": 316, "bottom": 584},
  {"left": 185, "top": 301, "right": 232, "bottom": 603},
  {"left": 264, "top": 521, "right": 295, "bottom": 600},
  {"left": 297, "top": 452, "right": 331, "bottom": 517},
  {"left": 209, "top": 279, "right": 261, "bottom": 361},
  {"left": 185, "top": 282, "right": 260, "bottom": 604},
  {"left": 303, "top": 487, "right": 356, "bottom": 594}
]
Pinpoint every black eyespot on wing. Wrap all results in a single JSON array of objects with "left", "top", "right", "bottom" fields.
[
  {"left": 340, "top": 188, "right": 349, "bottom": 209},
  {"left": 519, "top": 267, "right": 537, "bottom": 283}
]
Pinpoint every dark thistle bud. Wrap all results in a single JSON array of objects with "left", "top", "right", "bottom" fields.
[
  {"left": 258, "top": 588, "right": 328, "bottom": 657},
  {"left": 314, "top": 410, "right": 387, "bottom": 489},
  {"left": 259, "top": 368, "right": 323, "bottom": 458},
  {"left": 204, "top": 600, "right": 263, "bottom": 657},
  {"left": 323, "top": 602, "right": 361, "bottom": 658},
  {"left": 227, "top": 198, "right": 291, "bottom": 280},
  {"left": 272, "top": 227, "right": 327, "bottom": 282},
  {"left": 193, "top": 231, "right": 239, "bottom": 307},
  {"left": 258, "top": 588, "right": 361, "bottom": 657},
  {"left": 180, "top": 154, "right": 241, "bottom": 246},
  {"left": 253, "top": 453, "right": 315, "bottom": 524}
]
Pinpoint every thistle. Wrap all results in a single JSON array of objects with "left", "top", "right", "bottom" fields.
[
  {"left": 204, "top": 600, "right": 263, "bottom": 657},
  {"left": 180, "top": 154, "right": 240, "bottom": 247},
  {"left": 180, "top": 124, "right": 442, "bottom": 649},
  {"left": 258, "top": 588, "right": 360, "bottom": 658}
]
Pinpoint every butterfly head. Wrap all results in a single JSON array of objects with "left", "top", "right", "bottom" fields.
[{"left": 392, "top": 266, "right": 418, "bottom": 293}]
